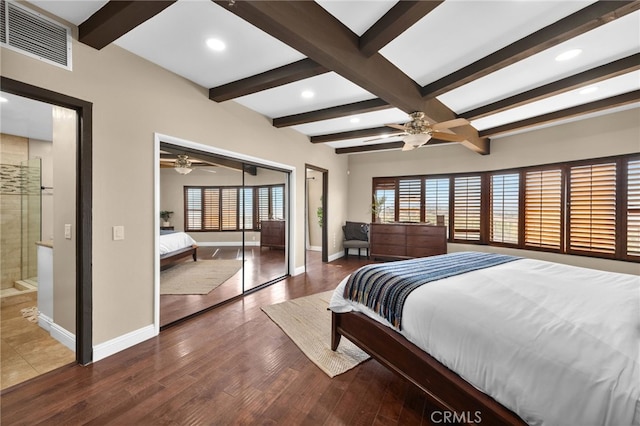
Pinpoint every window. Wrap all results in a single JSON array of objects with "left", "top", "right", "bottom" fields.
[
  {"left": 398, "top": 178, "right": 422, "bottom": 222},
  {"left": 524, "top": 168, "right": 562, "bottom": 250},
  {"left": 453, "top": 175, "right": 481, "bottom": 241},
  {"left": 628, "top": 159, "right": 640, "bottom": 258},
  {"left": 370, "top": 154, "right": 637, "bottom": 262},
  {"left": 425, "top": 178, "right": 449, "bottom": 233},
  {"left": 490, "top": 173, "right": 519, "bottom": 245},
  {"left": 257, "top": 185, "right": 285, "bottom": 224},
  {"left": 373, "top": 179, "right": 396, "bottom": 222},
  {"left": 185, "top": 184, "right": 284, "bottom": 231},
  {"left": 568, "top": 162, "right": 617, "bottom": 256}
]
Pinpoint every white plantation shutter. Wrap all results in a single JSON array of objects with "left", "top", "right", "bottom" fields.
[
  {"left": 185, "top": 187, "right": 203, "bottom": 231},
  {"left": 569, "top": 162, "right": 617, "bottom": 255},
  {"left": 425, "top": 178, "right": 449, "bottom": 235},
  {"left": 525, "top": 169, "right": 562, "bottom": 249},
  {"left": 398, "top": 178, "right": 422, "bottom": 222},
  {"left": 627, "top": 159, "right": 640, "bottom": 258},
  {"left": 491, "top": 173, "right": 519, "bottom": 244},
  {"left": 453, "top": 175, "right": 481, "bottom": 241}
]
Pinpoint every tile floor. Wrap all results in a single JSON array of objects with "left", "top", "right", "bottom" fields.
[{"left": 1, "top": 293, "right": 75, "bottom": 390}]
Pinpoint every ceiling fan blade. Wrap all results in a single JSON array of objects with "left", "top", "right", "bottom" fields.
[
  {"left": 386, "top": 123, "right": 408, "bottom": 131},
  {"left": 431, "top": 131, "right": 467, "bottom": 142},
  {"left": 363, "top": 132, "right": 404, "bottom": 143},
  {"left": 432, "top": 118, "right": 469, "bottom": 131}
]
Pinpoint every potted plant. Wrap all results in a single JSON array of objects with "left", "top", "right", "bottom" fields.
[
  {"left": 160, "top": 210, "right": 174, "bottom": 227},
  {"left": 371, "top": 194, "right": 386, "bottom": 222}
]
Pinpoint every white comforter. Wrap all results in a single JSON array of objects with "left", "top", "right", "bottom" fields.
[
  {"left": 159, "top": 232, "right": 196, "bottom": 255},
  {"left": 329, "top": 257, "right": 640, "bottom": 426}
]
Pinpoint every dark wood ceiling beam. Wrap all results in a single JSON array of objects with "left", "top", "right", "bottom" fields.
[
  {"left": 421, "top": 1, "right": 640, "bottom": 99},
  {"left": 213, "top": 0, "right": 487, "bottom": 154},
  {"left": 79, "top": 1, "right": 175, "bottom": 50},
  {"left": 337, "top": 141, "right": 405, "bottom": 154},
  {"left": 209, "top": 58, "right": 329, "bottom": 102},
  {"left": 359, "top": 1, "right": 444, "bottom": 57},
  {"left": 480, "top": 90, "right": 640, "bottom": 138},
  {"left": 273, "top": 98, "right": 390, "bottom": 128},
  {"left": 462, "top": 53, "right": 640, "bottom": 120}
]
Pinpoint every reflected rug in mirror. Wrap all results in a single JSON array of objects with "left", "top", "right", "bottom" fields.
[
  {"left": 262, "top": 290, "right": 370, "bottom": 378},
  {"left": 160, "top": 259, "right": 243, "bottom": 295}
]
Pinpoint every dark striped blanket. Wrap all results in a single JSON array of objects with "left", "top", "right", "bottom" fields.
[{"left": 343, "top": 252, "right": 521, "bottom": 330}]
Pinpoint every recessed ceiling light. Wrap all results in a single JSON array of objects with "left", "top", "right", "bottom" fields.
[
  {"left": 350, "top": 117, "right": 360, "bottom": 123},
  {"left": 301, "top": 90, "right": 315, "bottom": 99},
  {"left": 206, "top": 38, "right": 226, "bottom": 52},
  {"left": 579, "top": 86, "right": 599, "bottom": 95},
  {"left": 555, "top": 49, "right": 582, "bottom": 62},
  {"left": 0, "top": 97, "right": 8, "bottom": 103}
]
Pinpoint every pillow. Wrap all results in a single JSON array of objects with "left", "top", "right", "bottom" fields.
[{"left": 343, "top": 221, "right": 369, "bottom": 241}]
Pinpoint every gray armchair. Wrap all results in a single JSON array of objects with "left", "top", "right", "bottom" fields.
[{"left": 342, "top": 221, "right": 370, "bottom": 259}]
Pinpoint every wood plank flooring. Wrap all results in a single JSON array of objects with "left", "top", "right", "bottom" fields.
[
  {"left": 1, "top": 252, "right": 442, "bottom": 425},
  {"left": 160, "top": 246, "right": 287, "bottom": 326}
]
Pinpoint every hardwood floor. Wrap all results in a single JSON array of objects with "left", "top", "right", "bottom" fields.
[
  {"left": 160, "top": 246, "right": 287, "bottom": 326},
  {"left": 1, "top": 252, "right": 442, "bottom": 425}
]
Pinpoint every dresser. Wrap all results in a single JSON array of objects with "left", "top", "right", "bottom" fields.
[
  {"left": 370, "top": 223, "right": 447, "bottom": 260},
  {"left": 260, "top": 220, "right": 286, "bottom": 249}
]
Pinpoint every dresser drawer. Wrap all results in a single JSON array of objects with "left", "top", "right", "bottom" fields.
[
  {"left": 371, "top": 233, "right": 405, "bottom": 246},
  {"left": 407, "top": 225, "right": 446, "bottom": 237},
  {"left": 371, "top": 224, "right": 405, "bottom": 235},
  {"left": 406, "top": 235, "right": 446, "bottom": 248},
  {"left": 372, "top": 244, "right": 407, "bottom": 257}
]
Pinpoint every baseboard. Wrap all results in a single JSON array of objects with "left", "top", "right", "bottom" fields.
[
  {"left": 293, "top": 265, "right": 306, "bottom": 276},
  {"left": 38, "top": 313, "right": 52, "bottom": 332},
  {"left": 93, "top": 324, "right": 156, "bottom": 362},
  {"left": 308, "top": 246, "right": 322, "bottom": 252},
  {"left": 50, "top": 322, "right": 76, "bottom": 352},
  {"left": 328, "top": 251, "right": 344, "bottom": 262}
]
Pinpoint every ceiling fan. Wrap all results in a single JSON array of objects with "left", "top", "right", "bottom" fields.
[{"left": 367, "top": 112, "right": 470, "bottom": 151}]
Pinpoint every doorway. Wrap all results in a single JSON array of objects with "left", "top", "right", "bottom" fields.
[
  {"left": 155, "top": 135, "right": 293, "bottom": 328},
  {"left": 305, "top": 164, "right": 328, "bottom": 267},
  {"left": 0, "top": 78, "right": 92, "bottom": 388}
]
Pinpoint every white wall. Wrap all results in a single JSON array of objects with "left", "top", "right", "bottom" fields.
[
  {"left": 347, "top": 107, "right": 640, "bottom": 274},
  {"left": 1, "top": 18, "right": 348, "bottom": 347}
]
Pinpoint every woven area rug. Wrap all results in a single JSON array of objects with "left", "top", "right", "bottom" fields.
[
  {"left": 160, "top": 259, "right": 243, "bottom": 295},
  {"left": 262, "top": 290, "right": 370, "bottom": 378}
]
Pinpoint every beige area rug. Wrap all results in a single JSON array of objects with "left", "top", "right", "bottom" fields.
[
  {"left": 262, "top": 290, "right": 370, "bottom": 378},
  {"left": 160, "top": 259, "right": 243, "bottom": 295}
]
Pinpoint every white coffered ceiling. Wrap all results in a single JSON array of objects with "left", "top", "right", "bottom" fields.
[{"left": 6, "top": 0, "right": 640, "bottom": 153}]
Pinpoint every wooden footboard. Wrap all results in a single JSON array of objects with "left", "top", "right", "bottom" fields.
[
  {"left": 160, "top": 245, "right": 198, "bottom": 268},
  {"left": 331, "top": 311, "right": 526, "bottom": 426}
]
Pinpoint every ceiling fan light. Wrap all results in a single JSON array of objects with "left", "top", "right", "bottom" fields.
[
  {"left": 404, "top": 133, "right": 431, "bottom": 147},
  {"left": 174, "top": 155, "right": 192, "bottom": 175}
]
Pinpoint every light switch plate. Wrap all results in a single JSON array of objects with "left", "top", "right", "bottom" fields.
[
  {"left": 113, "top": 225, "right": 125, "bottom": 241},
  {"left": 64, "top": 224, "right": 72, "bottom": 240}
]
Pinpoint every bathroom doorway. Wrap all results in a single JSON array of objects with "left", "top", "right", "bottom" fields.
[{"left": 0, "top": 77, "right": 93, "bottom": 388}]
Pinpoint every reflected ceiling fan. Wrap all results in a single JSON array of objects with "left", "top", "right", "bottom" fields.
[{"left": 366, "top": 112, "right": 469, "bottom": 151}]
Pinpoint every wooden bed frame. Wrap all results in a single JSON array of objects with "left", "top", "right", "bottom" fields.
[
  {"left": 160, "top": 245, "right": 198, "bottom": 268},
  {"left": 331, "top": 311, "right": 527, "bottom": 426}
]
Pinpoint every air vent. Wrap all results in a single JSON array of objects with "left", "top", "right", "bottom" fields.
[{"left": 1, "top": 0, "right": 72, "bottom": 70}]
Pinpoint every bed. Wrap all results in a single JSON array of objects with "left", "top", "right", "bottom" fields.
[
  {"left": 159, "top": 231, "right": 198, "bottom": 267},
  {"left": 329, "top": 252, "right": 640, "bottom": 426}
]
